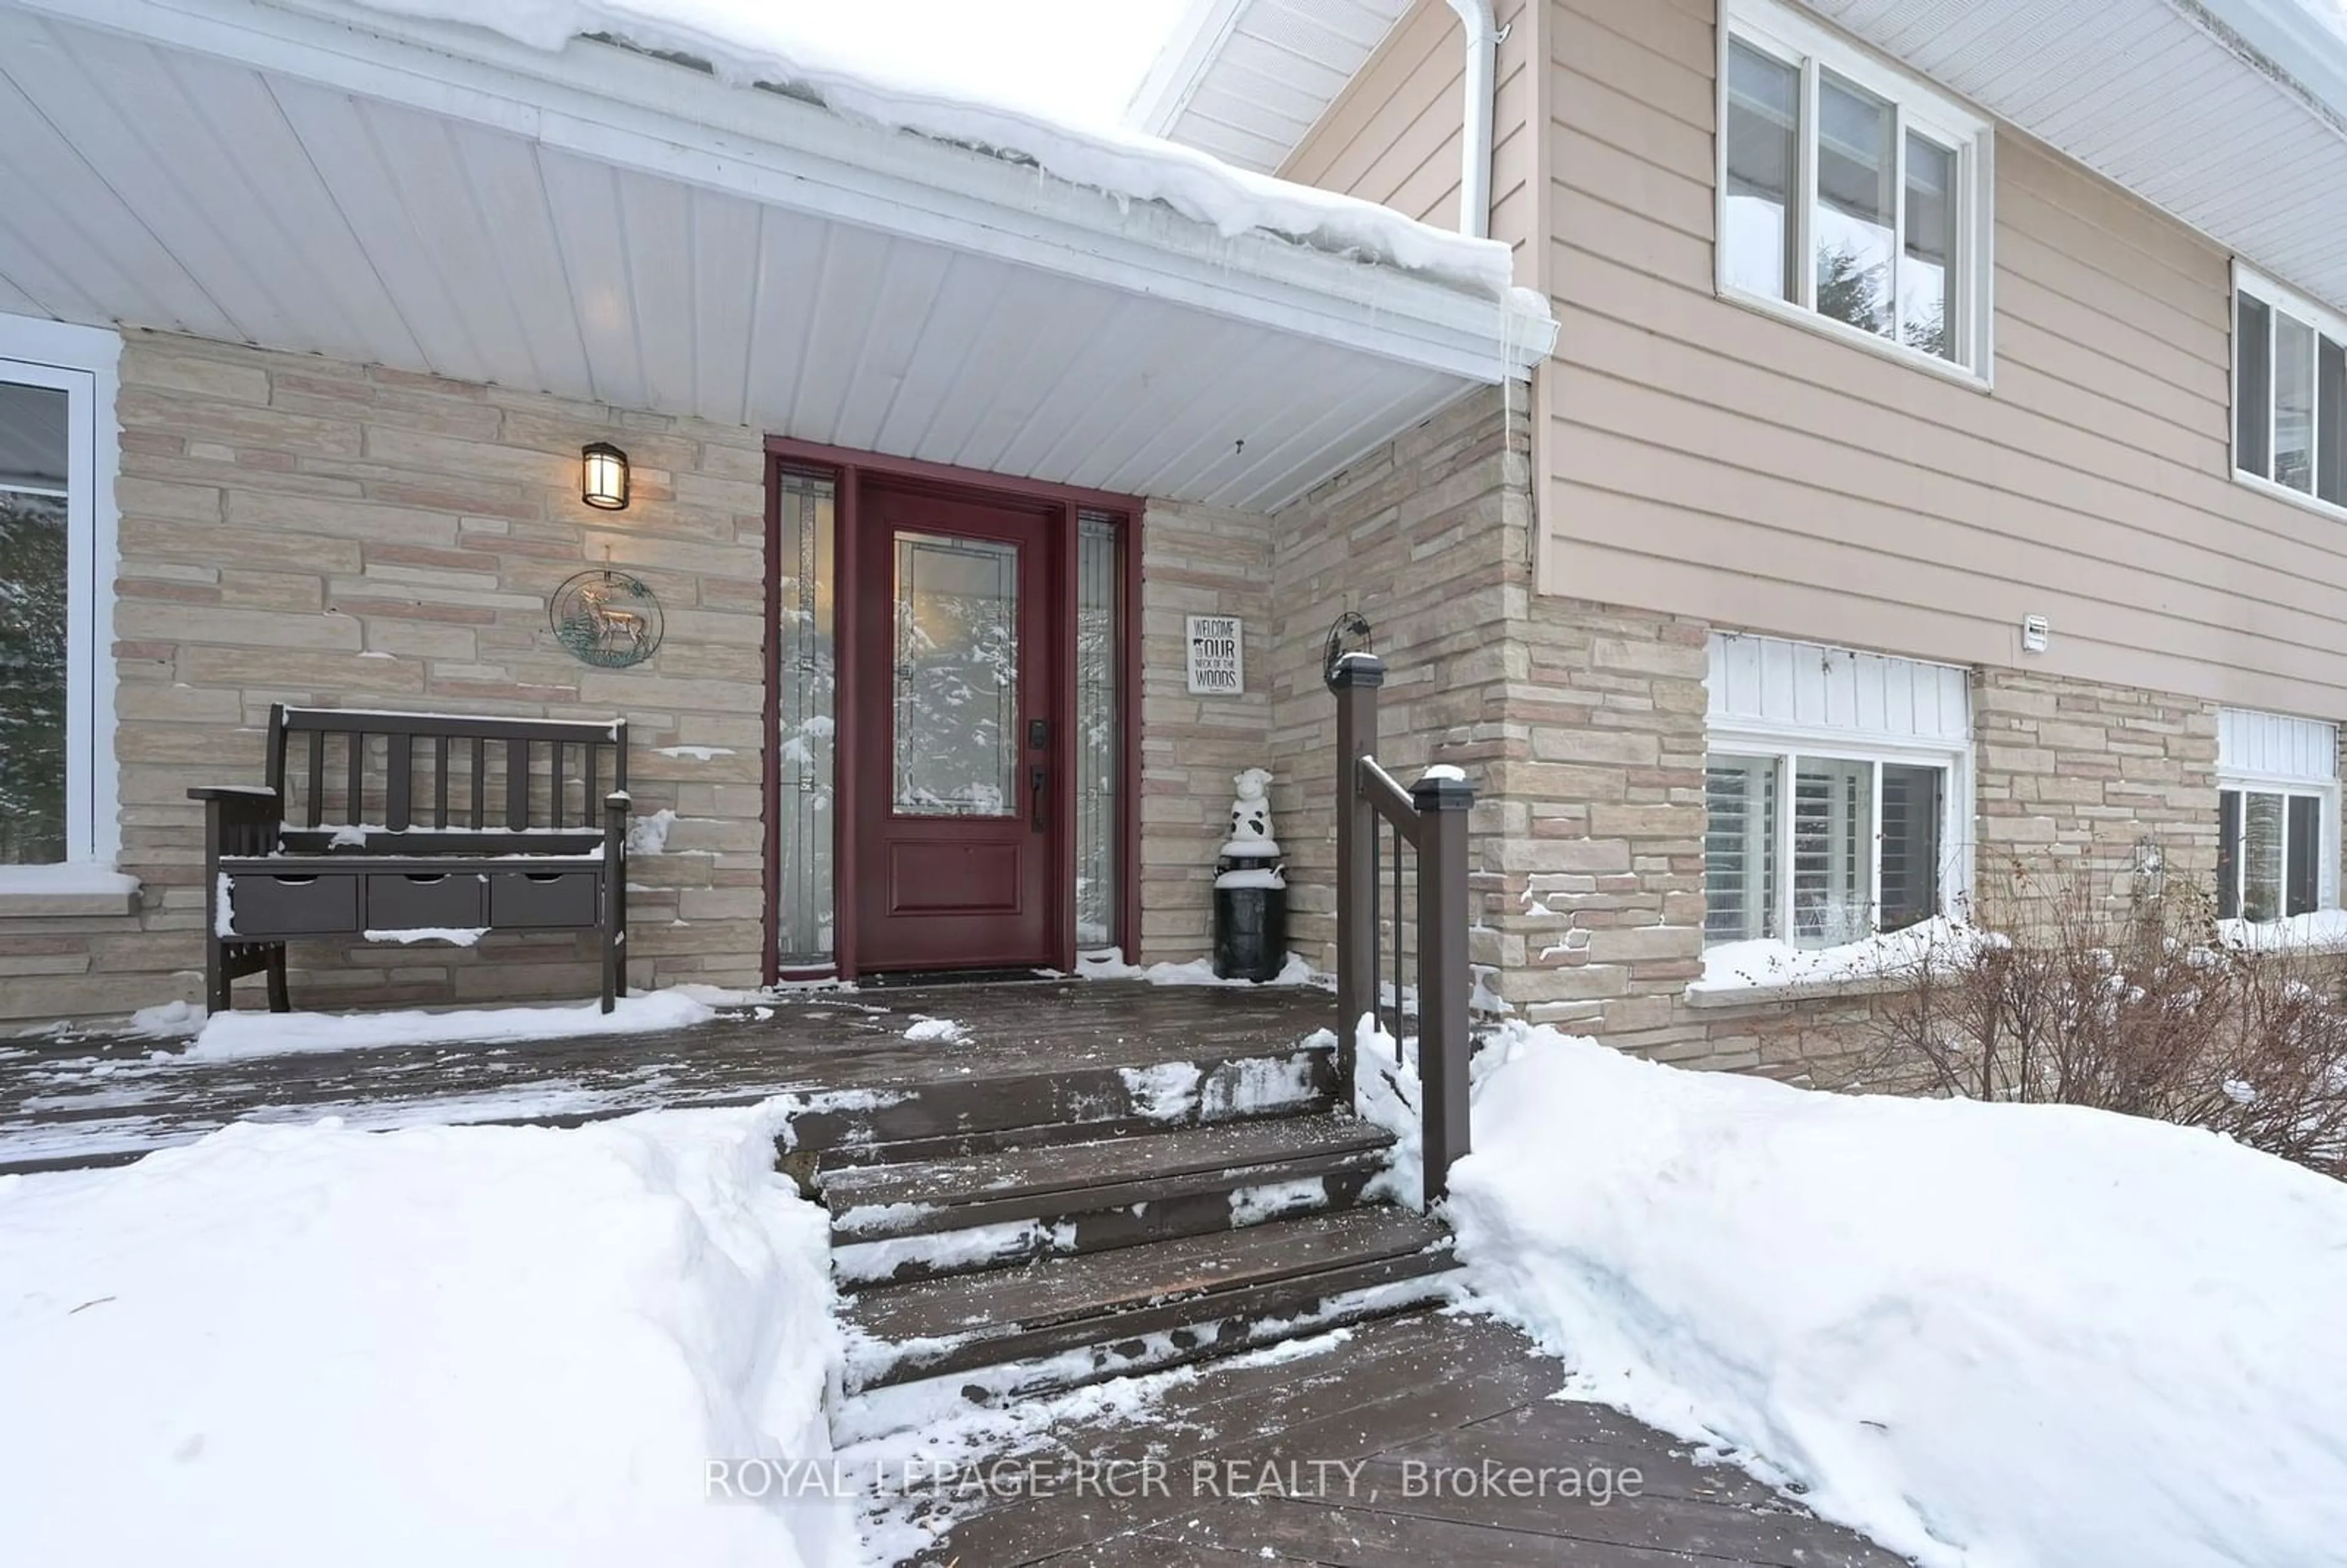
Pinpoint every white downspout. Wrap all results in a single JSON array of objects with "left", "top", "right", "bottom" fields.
[{"left": 1443, "top": 0, "right": 1503, "bottom": 239}]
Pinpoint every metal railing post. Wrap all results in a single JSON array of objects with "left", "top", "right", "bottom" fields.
[
  {"left": 1411, "top": 769, "right": 1475, "bottom": 1205},
  {"left": 1328, "top": 653, "right": 1385, "bottom": 1100}
]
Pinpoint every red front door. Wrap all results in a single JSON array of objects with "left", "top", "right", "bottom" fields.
[{"left": 850, "top": 484, "right": 1060, "bottom": 970}]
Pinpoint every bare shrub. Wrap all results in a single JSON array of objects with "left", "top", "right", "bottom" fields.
[{"left": 1860, "top": 862, "right": 2347, "bottom": 1179}]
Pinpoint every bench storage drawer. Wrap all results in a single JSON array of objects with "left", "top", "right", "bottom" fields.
[
  {"left": 226, "top": 873, "right": 358, "bottom": 937},
  {"left": 488, "top": 871, "right": 599, "bottom": 928},
  {"left": 365, "top": 873, "right": 485, "bottom": 931}
]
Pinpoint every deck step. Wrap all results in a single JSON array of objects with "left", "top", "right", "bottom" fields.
[
  {"left": 836, "top": 1205, "right": 1457, "bottom": 1421},
  {"left": 781, "top": 1041, "right": 1339, "bottom": 1171},
  {"left": 822, "top": 1114, "right": 1394, "bottom": 1282}
]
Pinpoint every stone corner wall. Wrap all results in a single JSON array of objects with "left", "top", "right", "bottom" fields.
[
  {"left": 1, "top": 329, "right": 772, "bottom": 1025},
  {"left": 1265, "top": 387, "right": 1534, "bottom": 982}
]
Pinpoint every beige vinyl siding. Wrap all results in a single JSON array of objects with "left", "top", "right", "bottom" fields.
[
  {"left": 1279, "top": 0, "right": 1541, "bottom": 277},
  {"left": 1542, "top": 0, "right": 2347, "bottom": 718}
]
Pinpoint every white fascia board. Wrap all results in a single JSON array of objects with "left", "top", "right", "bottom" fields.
[
  {"left": 22, "top": 0, "right": 1552, "bottom": 383},
  {"left": 1125, "top": 0, "right": 1247, "bottom": 137}
]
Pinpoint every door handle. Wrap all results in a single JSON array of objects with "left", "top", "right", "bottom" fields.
[{"left": 1030, "top": 766, "right": 1047, "bottom": 831}]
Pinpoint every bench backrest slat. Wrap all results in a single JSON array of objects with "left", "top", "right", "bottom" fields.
[
  {"left": 264, "top": 709, "right": 626, "bottom": 834},
  {"left": 506, "top": 738, "right": 529, "bottom": 831},
  {"left": 307, "top": 729, "right": 325, "bottom": 828},
  {"left": 386, "top": 732, "right": 413, "bottom": 832}
]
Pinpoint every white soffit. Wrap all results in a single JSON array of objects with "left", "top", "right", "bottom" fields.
[
  {"left": 1801, "top": 0, "right": 2347, "bottom": 321},
  {"left": 1129, "top": 0, "right": 1414, "bottom": 173},
  {"left": 0, "top": 0, "right": 1549, "bottom": 511}
]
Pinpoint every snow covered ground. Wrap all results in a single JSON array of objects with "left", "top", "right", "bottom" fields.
[
  {"left": 1442, "top": 1022, "right": 2347, "bottom": 1568},
  {"left": 0, "top": 1108, "right": 861, "bottom": 1567}
]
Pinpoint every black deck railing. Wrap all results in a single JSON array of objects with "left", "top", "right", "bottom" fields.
[{"left": 1328, "top": 653, "right": 1474, "bottom": 1206}]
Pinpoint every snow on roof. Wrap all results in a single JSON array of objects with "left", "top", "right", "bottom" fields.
[{"left": 343, "top": 0, "right": 1518, "bottom": 299}]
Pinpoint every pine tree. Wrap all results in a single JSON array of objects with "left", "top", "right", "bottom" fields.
[{"left": 1815, "top": 242, "right": 1890, "bottom": 337}]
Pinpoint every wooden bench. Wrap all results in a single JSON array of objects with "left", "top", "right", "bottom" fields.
[{"left": 191, "top": 705, "right": 632, "bottom": 1016}]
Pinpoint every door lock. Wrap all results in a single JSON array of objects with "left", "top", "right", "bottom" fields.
[{"left": 1028, "top": 718, "right": 1050, "bottom": 749}]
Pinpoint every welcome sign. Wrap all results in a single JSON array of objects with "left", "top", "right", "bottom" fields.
[{"left": 1185, "top": 615, "right": 1244, "bottom": 695}]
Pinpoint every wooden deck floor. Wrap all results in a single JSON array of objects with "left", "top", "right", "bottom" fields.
[
  {"left": 7, "top": 983, "right": 1912, "bottom": 1566},
  {"left": 0, "top": 980, "right": 1334, "bottom": 1173},
  {"left": 877, "top": 1308, "right": 1909, "bottom": 1567}
]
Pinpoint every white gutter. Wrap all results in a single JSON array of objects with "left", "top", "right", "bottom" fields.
[{"left": 1442, "top": 0, "right": 1502, "bottom": 239}]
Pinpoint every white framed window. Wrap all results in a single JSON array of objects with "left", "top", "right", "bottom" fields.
[
  {"left": 1717, "top": 0, "right": 1994, "bottom": 380},
  {"left": 1703, "top": 634, "right": 1972, "bottom": 948},
  {"left": 0, "top": 314, "right": 119, "bottom": 880},
  {"left": 2231, "top": 263, "right": 2347, "bottom": 514},
  {"left": 2216, "top": 708, "right": 2338, "bottom": 922}
]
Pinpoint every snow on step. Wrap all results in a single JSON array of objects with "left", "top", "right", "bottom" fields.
[
  {"left": 838, "top": 1207, "right": 1455, "bottom": 1396},
  {"left": 821, "top": 1113, "right": 1393, "bottom": 1237}
]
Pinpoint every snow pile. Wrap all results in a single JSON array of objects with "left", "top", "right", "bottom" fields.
[
  {"left": 363, "top": 925, "right": 489, "bottom": 946},
  {"left": 126, "top": 998, "right": 203, "bottom": 1037},
  {"left": 345, "top": 0, "right": 1518, "bottom": 297},
  {"left": 1350, "top": 1018, "right": 1515, "bottom": 1210},
  {"left": 185, "top": 990, "right": 716, "bottom": 1060},
  {"left": 1445, "top": 1022, "right": 2347, "bottom": 1568},
  {"left": 2215, "top": 908, "right": 2347, "bottom": 952},
  {"left": 1075, "top": 948, "right": 1318, "bottom": 987},
  {"left": 1691, "top": 917, "right": 1994, "bottom": 997},
  {"left": 626, "top": 807, "right": 679, "bottom": 855},
  {"left": 0, "top": 1109, "right": 861, "bottom": 1567},
  {"left": 900, "top": 1016, "right": 968, "bottom": 1044}
]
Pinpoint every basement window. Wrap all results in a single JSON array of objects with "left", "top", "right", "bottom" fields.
[
  {"left": 1702, "top": 634, "right": 1972, "bottom": 951},
  {"left": 2216, "top": 708, "right": 2339, "bottom": 923},
  {"left": 1705, "top": 752, "right": 1952, "bottom": 947},
  {"left": 1720, "top": 0, "right": 1993, "bottom": 378}
]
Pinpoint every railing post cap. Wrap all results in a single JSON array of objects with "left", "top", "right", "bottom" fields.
[
  {"left": 1410, "top": 771, "right": 1475, "bottom": 810},
  {"left": 1326, "top": 651, "right": 1386, "bottom": 691}
]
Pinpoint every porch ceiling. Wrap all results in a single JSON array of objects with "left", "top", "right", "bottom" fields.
[{"left": 0, "top": 1, "right": 1532, "bottom": 512}]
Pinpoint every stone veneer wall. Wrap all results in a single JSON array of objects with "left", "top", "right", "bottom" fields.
[
  {"left": 0, "top": 331, "right": 772, "bottom": 1024},
  {"left": 1506, "top": 613, "right": 2233, "bottom": 1080},
  {"left": 1972, "top": 669, "right": 2220, "bottom": 911},
  {"left": 1133, "top": 500, "right": 1274, "bottom": 962}
]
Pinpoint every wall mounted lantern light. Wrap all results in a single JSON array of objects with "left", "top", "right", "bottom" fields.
[{"left": 581, "top": 441, "right": 630, "bottom": 510}]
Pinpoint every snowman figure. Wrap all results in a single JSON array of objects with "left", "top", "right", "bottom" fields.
[
  {"left": 1213, "top": 767, "right": 1286, "bottom": 981},
  {"left": 1222, "top": 767, "right": 1279, "bottom": 860}
]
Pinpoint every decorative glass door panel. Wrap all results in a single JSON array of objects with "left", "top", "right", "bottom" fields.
[
  {"left": 851, "top": 486, "right": 1058, "bottom": 972},
  {"left": 891, "top": 532, "right": 1019, "bottom": 818}
]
